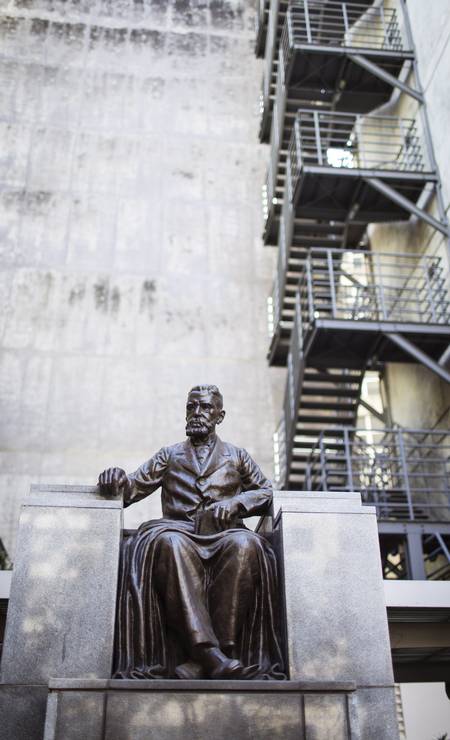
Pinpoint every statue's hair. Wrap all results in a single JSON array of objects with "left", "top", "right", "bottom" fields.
[{"left": 188, "top": 384, "right": 223, "bottom": 409}]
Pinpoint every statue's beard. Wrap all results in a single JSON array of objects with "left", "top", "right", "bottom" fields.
[{"left": 186, "top": 419, "right": 214, "bottom": 438}]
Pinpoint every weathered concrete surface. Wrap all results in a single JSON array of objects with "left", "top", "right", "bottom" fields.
[
  {"left": 0, "top": 486, "right": 122, "bottom": 684},
  {"left": 366, "top": 0, "right": 450, "bottom": 433},
  {"left": 356, "top": 687, "right": 400, "bottom": 740},
  {"left": 43, "top": 679, "right": 359, "bottom": 740},
  {"left": 0, "top": 684, "right": 48, "bottom": 740},
  {"left": 407, "top": 0, "right": 450, "bottom": 208},
  {"left": 0, "top": 0, "right": 284, "bottom": 558}
]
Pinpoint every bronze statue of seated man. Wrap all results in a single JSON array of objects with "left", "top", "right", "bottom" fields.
[{"left": 99, "top": 384, "right": 285, "bottom": 680}]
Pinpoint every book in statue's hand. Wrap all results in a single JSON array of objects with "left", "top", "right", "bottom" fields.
[{"left": 194, "top": 507, "right": 238, "bottom": 535}]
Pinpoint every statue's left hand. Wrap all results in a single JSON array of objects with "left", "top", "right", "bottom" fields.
[
  {"left": 207, "top": 498, "right": 240, "bottom": 526},
  {"left": 98, "top": 467, "right": 129, "bottom": 496}
]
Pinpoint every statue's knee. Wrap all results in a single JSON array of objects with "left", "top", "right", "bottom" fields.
[
  {"left": 227, "top": 531, "right": 260, "bottom": 557},
  {"left": 155, "top": 531, "right": 187, "bottom": 555}
]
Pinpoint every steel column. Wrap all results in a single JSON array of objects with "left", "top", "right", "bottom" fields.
[
  {"left": 406, "top": 530, "right": 427, "bottom": 580},
  {"left": 303, "top": 0, "right": 312, "bottom": 43},
  {"left": 306, "top": 258, "right": 315, "bottom": 323},
  {"left": 327, "top": 249, "right": 337, "bottom": 317},
  {"left": 343, "top": 427, "right": 354, "bottom": 491},
  {"left": 397, "top": 429, "right": 414, "bottom": 520},
  {"left": 313, "top": 110, "right": 323, "bottom": 165}
]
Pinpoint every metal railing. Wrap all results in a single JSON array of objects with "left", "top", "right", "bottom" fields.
[
  {"left": 260, "top": 0, "right": 289, "bottom": 133},
  {"left": 305, "top": 427, "right": 450, "bottom": 522},
  {"left": 282, "top": 0, "right": 407, "bottom": 57},
  {"left": 256, "top": 0, "right": 270, "bottom": 43},
  {"left": 288, "top": 110, "right": 429, "bottom": 186},
  {"left": 274, "top": 416, "right": 288, "bottom": 487},
  {"left": 269, "top": 196, "right": 294, "bottom": 332},
  {"left": 296, "top": 249, "right": 450, "bottom": 331},
  {"left": 266, "top": 69, "right": 285, "bottom": 216},
  {"left": 275, "top": 301, "right": 306, "bottom": 485}
]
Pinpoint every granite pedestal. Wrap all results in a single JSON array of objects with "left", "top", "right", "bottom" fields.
[
  {"left": 1, "top": 488, "right": 398, "bottom": 739},
  {"left": 0, "top": 485, "right": 122, "bottom": 740},
  {"left": 44, "top": 679, "right": 359, "bottom": 740},
  {"left": 267, "top": 491, "right": 399, "bottom": 740}
]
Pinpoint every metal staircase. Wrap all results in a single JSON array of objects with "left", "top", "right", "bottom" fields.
[
  {"left": 259, "top": 0, "right": 376, "bottom": 143},
  {"left": 270, "top": 247, "right": 450, "bottom": 366},
  {"left": 275, "top": 249, "right": 450, "bottom": 490},
  {"left": 263, "top": 0, "right": 416, "bottom": 244},
  {"left": 256, "top": 0, "right": 450, "bottom": 581},
  {"left": 304, "top": 427, "right": 450, "bottom": 580},
  {"left": 289, "top": 368, "right": 365, "bottom": 486}
]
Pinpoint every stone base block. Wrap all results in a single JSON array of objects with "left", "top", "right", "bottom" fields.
[
  {"left": 44, "top": 679, "right": 360, "bottom": 740},
  {"left": 356, "top": 686, "right": 400, "bottom": 740},
  {"left": 0, "top": 684, "right": 48, "bottom": 740}
]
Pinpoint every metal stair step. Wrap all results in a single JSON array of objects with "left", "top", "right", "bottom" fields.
[
  {"left": 292, "top": 441, "right": 345, "bottom": 453},
  {"left": 300, "top": 401, "right": 358, "bottom": 411},
  {"left": 302, "top": 386, "right": 360, "bottom": 398},
  {"left": 297, "top": 415, "right": 356, "bottom": 425},
  {"left": 293, "top": 428, "right": 349, "bottom": 437},
  {"left": 303, "top": 371, "right": 363, "bottom": 384}
]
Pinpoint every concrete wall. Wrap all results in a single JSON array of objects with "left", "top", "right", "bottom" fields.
[
  {"left": 0, "top": 0, "right": 284, "bottom": 558},
  {"left": 367, "top": 0, "right": 450, "bottom": 430},
  {"left": 401, "top": 682, "right": 450, "bottom": 740},
  {"left": 408, "top": 0, "right": 450, "bottom": 211}
]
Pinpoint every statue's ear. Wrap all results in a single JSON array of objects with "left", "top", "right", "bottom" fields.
[{"left": 216, "top": 409, "right": 225, "bottom": 425}]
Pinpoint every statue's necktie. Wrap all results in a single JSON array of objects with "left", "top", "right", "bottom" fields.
[{"left": 195, "top": 445, "right": 210, "bottom": 467}]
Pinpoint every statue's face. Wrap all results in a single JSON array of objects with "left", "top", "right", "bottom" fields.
[{"left": 185, "top": 390, "right": 225, "bottom": 438}]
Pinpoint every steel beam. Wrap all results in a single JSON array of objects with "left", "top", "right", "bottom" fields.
[
  {"left": 384, "top": 332, "right": 450, "bottom": 384},
  {"left": 406, "top": 530, "right": 427, "bottom": 580},
  {"left": 439, "top": 344, "right": 450, "bottom": 368},
  {"left": 358, "top": 398, "right": 385, "bottom": 423},
  {"left": 349, "top": 53, "right": 424, "bottom": 103},
  {"left": 378, "top": 522, "right": 450, "bottom": 535},
  {"left": 364, "top": 177, "right": 449, "bottom": 237},
  {"left": 435, "top": 532, "right": 450, "bottom": 562},
  {"left": 389, "top": 622, "right": 450, "bottom": 649},
  {"left": 394, "top": 663, "right": 450, "bottom": 683},
  {"left": 316, "top": 317, "right": 450, "bottom": 336}
]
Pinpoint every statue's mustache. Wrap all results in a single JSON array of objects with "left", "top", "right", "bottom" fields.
[{"left": 186, "top": 418, "right": 213, "bottom": 435}]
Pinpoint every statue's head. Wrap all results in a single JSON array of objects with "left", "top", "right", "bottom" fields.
[{"left": 185, "top": 384, "right": 225, "bottom": 439}]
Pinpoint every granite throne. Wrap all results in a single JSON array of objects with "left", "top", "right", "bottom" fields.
[{"left": 0, "top": 485, "right": 398, "bottom": 740}]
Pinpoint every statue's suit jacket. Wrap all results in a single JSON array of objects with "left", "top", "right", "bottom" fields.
[
  {"left": 124, "top": 436, "right": 272, "bottom": 523},
  {"left": 114, "top": 437, "right": 285, "bottom": 680}
]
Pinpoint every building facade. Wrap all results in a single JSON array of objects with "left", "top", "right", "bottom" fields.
[
  {"left": 0, "top": 0, "right": 285, "bottom": 556},
  {"left": 0, "top": 0, "right": 450, "bottom": 737},
  {"left": 259, "top": 0, "right": 450, "bottom": 580},
  {"left": 257, "top": 0, "right": 450, "bottom": 736}
]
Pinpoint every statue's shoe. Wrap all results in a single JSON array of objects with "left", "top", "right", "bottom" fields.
[
  {"left": 209, "top": 658, "right": 245, "bottom": 680},
  {"left": 195, "top": 646, "right": 253, "bottom": 680},
  {"left": 175, "top": 661, "right": 206, "bottom": 680}
]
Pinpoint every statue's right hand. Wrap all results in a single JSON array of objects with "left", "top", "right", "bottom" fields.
[{"left": 98, "top": 467, "right": 128, "bottom": 496}]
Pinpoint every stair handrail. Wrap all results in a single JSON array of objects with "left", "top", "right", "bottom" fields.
[
  {"left": 305, "top": 429, "right": 326, "bottom": 490},
  {"left": 288, "top": 0, "right": 409, "bottom": 52}
]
